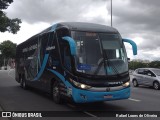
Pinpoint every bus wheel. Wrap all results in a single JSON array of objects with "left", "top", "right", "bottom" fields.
[
  {"left": 21, "top": 76, "right": 27, "bottom": 89},
  {"left": 20, "top": 77, "right": 23, "bottom": 88},
  {"left": 52, "top": 80, "right": 62, "bottom": 104}
]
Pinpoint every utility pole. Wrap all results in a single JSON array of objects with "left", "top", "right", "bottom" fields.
[{"left": 111, "top": 0, "right": 112, "bottom": 27}]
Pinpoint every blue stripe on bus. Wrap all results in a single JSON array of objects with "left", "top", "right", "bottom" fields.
[
  {"left": 47, "top": 69, "right": 72, "bottom": 88},
  {"left": 35, "top": 25, "right": 56, "bottom": 81},
  {"left": 34, "top": 54, "right": 49, "bottom": 80},
  {"left": 47, "top": 69, "right": 66, "bottom": 83}
]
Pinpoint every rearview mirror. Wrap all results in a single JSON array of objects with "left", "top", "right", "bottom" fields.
[
  {"left": 62, "top": 36, "right": 76, "bottom": 56},
  {"left": 123, "top": 39, "right": 137, "bottom": 55}
]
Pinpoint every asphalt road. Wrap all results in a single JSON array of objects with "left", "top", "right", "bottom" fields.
[{"left": 0, "top": 69, "right": 160, "bottom": 120}]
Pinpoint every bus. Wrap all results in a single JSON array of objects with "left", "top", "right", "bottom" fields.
[{"left": 15, "top": 22, "right": 137, "bottom": 103}]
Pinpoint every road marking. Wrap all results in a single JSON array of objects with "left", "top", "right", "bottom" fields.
[
  {"left": 128, "top": 98, "right": 141, "bottom": 102},
  {"left": 83, "top": 111, "right": 98, "bottom": 118}
]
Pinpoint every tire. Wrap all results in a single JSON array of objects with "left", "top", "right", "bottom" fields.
[
  {"left": 153, "top": 81, "right": 160, "bottom": 90},
  {"left": 52, "top": 80, "right": 62, "bottom": 104},
  {"left": 133, "top": 79, "right": 138, "bottom": 87},
  {"left": 20, "top": 77, "right": 23, "bottom": 88},
  {"left": 20, "top": 75, "right": 28, "bottom": 89}
]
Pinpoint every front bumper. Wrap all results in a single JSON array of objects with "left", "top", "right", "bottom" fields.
[{"left": 72, "top": 87, "right": 130, "bottom": 103}]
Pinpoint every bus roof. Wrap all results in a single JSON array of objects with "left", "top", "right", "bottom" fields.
[
  {"left": 18, "top": 22, "right": 119, "bottom": 46},
  {"left": 55, "top": 22, "right": 118, "bottom": 33},
  {"left": 40, "top": 22, "right": 119, "bottom": 34}
]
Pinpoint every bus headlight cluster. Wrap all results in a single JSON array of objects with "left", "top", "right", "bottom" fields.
[
  {"left": 70, "top": 78, "right": 92, "bottom": 90},
  {"left": 122, "top": 82, "right": 130, "bottom": 87}
]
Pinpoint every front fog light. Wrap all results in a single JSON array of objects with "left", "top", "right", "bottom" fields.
[
  {"left": 80, "top": 84, "right": 92, "bottom": 89},
  {"left": 80, "top": 84, "right": 86, "bottom": 89},
  {"left": 70, "top": 78, "right": 92, "bottom": 89},
  {"left": 123, "top": 82, "right": 130, "bottom": 87}
]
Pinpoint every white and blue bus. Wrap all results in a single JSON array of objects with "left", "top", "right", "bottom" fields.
[{"left": 15, "top": 22, "right": 137, "bottom": 103}]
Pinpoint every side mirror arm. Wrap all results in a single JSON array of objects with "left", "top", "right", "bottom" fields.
[
  {"left": 62, "top": 36, "right": 76, "bottom": 56},
  {"left": 123, "top": 38, "right": 137, "bottom": 55}
]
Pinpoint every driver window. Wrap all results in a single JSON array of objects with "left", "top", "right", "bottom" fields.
[{"left": 56, "top": 28, "right": 72, "bottom": 71}]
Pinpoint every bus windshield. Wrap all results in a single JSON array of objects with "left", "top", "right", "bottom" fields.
[{"left": 71, "top": 31, "right": 128, "bottom": 76}]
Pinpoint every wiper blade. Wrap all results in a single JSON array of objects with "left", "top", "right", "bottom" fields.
[
  {"left": 93, "top": 58, "right": 104, "bottom": 75},
  {"left": 103, "top": 50, "right": 120, "bottom": 75}
]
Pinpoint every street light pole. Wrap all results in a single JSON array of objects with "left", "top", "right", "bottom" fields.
[{"left": 111, "top": 0, "right": 112, "bottom": 27}]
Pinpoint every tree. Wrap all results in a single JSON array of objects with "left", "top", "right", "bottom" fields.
[
  {"left": 0, "top": 0, "right": 21, "bottom": 34},
  {"left": 149, "top": 61, "right": 160, "bottom": 68},
  {"left": 0, "top": 40, "right": 16, "bottom": 59},
  {"left": 0, "top": 40, "right": 16, "bottom": 67},
  {"left": 129, "top": 61, "right": 148, "bottom": 70}
]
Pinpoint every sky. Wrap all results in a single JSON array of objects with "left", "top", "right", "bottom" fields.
[{"left": 0, "top": 0, "right": 160, "bottom": 61}]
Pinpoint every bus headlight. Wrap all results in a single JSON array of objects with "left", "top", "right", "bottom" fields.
[
  {"left": 123, "top": 82, "right": 130, "bottom": 87},
  {"left": 70, "top": 78, "right": 92, "bottom": 90}
]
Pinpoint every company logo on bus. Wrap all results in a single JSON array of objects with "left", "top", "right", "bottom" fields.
[
  {"left": 22, "top": 44, "right": 37, "bottom": 53},
  {"left": 46, "top": 46, "right": 55, "bottom": 51},
  {"left": 108, "top": 81, "right": 123, "bottom": 85}
]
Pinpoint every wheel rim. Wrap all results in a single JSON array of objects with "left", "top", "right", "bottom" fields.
[
  {"left": 154, "top": 82, "right": 159, "bottom": 90},
  {"left": 53, "top": 87, "right": 59, "bottom": 98},
  {"left": 53, "top": 82, "right": 60, "bottom": 101}
]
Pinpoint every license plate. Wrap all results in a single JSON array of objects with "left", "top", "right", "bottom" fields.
[{"left": 104, "top": 95, "right": 113, "bottom": 99}]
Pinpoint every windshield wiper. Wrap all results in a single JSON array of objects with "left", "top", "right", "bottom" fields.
[
  {"left": 93, "top": 58, "right": 104, "bottom": 75},
  {"left": 103, "top": 50, "right": 120, "bottom": 75},
  {"left": 93, "top": 50, "right": 120, "bottom": 76}
]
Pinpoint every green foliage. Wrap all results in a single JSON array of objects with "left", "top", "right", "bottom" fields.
[
  {"left": 129, "top": 61, "right": 148, "bottom": 70},
  {"left": 0, "top": 0, "right": 21, "bottom": 34},
  {"left": 0, "top": 53, "right": 3, "bottom": 66},
  {"left": 0, "top": 40, "right": 16, "bottom": 59},
  {"left": 0, "top": 0, "right": 13, "bottom": 9},
  {"left": 148, "top": 61, "right": 160, "bottom": 68},
  {"left": 129, "top": 60, "right": 160, "bottom": 70}
]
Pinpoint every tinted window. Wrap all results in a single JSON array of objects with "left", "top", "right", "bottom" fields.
[
  {"left": 138, "top": 69, "right": 144, "bottom": 74},
  {"left": 144, "top": 70, "right": 156, "bottom": 77}
]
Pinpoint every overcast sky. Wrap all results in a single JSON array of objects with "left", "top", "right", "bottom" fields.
[{"left": 0, "top": 0, "right": 160, "bottom": 61}]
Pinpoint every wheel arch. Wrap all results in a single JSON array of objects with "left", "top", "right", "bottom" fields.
[
  {"left": 132, "top": 78, "right": 137, "bottom": 83},
  {"left": 153, "top": 80, "right": 160, "bottom": 85}
]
